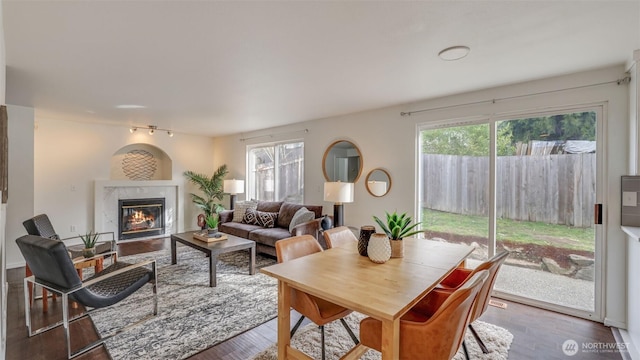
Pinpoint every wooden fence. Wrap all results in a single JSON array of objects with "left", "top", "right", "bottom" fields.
[{"left": 422, "top": 153, "right": 595, "bottom": 227}]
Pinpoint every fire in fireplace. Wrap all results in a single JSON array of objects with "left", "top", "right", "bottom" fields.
[{"left": 118, "top": 198, "right": 165, "bottom": 240}]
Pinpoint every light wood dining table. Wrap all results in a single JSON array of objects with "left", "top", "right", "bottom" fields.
[{"left": 260, "top": 237, "right": 474, "bottom": 360}]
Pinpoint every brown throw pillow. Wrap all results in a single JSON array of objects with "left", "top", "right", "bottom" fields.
[{"left": 242, "top": 208, "right": 278, "bottom": 228}]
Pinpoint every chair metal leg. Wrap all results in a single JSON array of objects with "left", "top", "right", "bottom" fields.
[
  {"left": 152, "top": 262, "right": 158, "bottom": 315},
  {"left": 468, "top": 323, "right": 489, "bottom": 353},
  {"left": 462, "top": 340, "right": 470, "bottom": 360},
  {"left": 339, "top": 318, "right": 359, "bottom": 345},
  {"left": 320, "top": 325, "right": 326, "bottom": 360},
  {"left": 290, "top": 315, "right": 306, "bottom": 338}
]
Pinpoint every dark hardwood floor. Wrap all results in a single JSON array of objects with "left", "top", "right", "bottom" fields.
[{"left": 7, "top": 237, "right": 623, "bottom": 360}]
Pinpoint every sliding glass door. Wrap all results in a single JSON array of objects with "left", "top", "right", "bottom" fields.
[{"left": 418, "top": 107, "right": 602, "bottom": 319}]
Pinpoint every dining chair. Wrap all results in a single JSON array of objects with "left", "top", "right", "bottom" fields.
[
  {"left": 17, "top": 234, "right": 157, "bottom": 359},
  {"left": 359, "top": 270, "right": 488, "bottom": 360},
  {"left": 437, "top": 250, "right": 510, "bottom": 353},
  {"left": 22, "top": 214, "right": 116, "bottom": 312},
  {"left": 275, "top": 235, "right": 359, "bottom": 360},
  {"left": 323, "top": 226, "right": 357, "bottom": 249}
]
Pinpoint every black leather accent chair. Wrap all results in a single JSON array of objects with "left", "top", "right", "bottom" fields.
[
  {"left": 17, "top": 235, "right": 158, "bottom": 359},
  {"left": 22, "top": 214, "right": 115, "bottom": 258}
]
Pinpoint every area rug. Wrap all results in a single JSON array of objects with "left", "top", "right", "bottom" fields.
[
  {"left": 89, "top": 245, "right": 278, "bottom": 360},
  {"left": 252, "top": 313, "right": 513, "bottom": 360}
]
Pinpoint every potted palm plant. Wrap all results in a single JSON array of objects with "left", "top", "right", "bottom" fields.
[
  {"left": 372, "top": 211, "right": 423, "bottom": 258},
  {"left": 80, "top": 231, "right": 99, "bottom": 258},
  {"left": 184, "top": 164, "right": 229, "bottom": 219}
]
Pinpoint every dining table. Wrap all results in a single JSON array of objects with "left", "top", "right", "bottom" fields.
[{"left": 260, "top": 237, "right": 474, "bottom": 360}]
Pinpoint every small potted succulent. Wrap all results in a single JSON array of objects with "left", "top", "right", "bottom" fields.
[
  {"left": 80, "top": 231, "right": 99, "bottom": 258},
  {"left": 205, "top": 214, "right": 219, "bottom": 236},
  {"left": 372, "top": 211, "right": 423, "bottom": 258}
]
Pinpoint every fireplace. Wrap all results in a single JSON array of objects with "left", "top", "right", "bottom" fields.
[{"left": 118, "top": 198, "right": 165, "bottom": 240}]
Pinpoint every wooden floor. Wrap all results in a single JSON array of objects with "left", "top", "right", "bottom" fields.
[{"left": 7, "top": 237, "right": 623, "bottom": 360}]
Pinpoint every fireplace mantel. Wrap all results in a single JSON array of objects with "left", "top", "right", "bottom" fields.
[{"left": 94, "top": 180, "right": 184, "bottom": 241}]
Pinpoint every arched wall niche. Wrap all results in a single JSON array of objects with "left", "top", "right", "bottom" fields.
[{"left": 110, "top": 143, "right": 173, "bottom": 180}]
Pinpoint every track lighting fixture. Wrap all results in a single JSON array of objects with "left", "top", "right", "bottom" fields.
[{"left": 129, "top": 125, "right": 174, "bottom": 137}]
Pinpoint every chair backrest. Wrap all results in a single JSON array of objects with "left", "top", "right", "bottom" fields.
[
  {"left": 22, "top": 214, "right": 60, "bottom": 240},
  {"left": 323, "top": 226, "right": 357, "bottom": 249},
  {"left": 408, "top": 270, "right": 488, "bottom": 360},
  {"left": 468, "top": 251, "right": 509, "bottom": 322},
  {"left": 275, "top": 235, "right": 323, "bottom": 263},
  {"left": 16, "top": 235, "right": 82, "bottom": 291}
]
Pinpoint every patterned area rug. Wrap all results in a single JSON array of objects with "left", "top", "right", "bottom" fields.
[
  {"left": 252, "top": 313, "right": 513, "bottom": 360},
  {"left": 89, "top": 245, "right": 277, "bottom": 360}
]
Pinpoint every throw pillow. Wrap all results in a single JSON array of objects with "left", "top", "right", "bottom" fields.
[
  {"left": 289, "top": 207, "right": 316, "bottom": 233},
  {"left": 256, "top": 211, "right": 278, "bottom": 228},
  {"left": 242, "top": 208, "right": 279, "bottom": 228},
  {"left": 242, "top": 208, "right": 260, "bottom": 225},
  {"left": 233, "top": 200, "right": 258, "bottom": 222}
]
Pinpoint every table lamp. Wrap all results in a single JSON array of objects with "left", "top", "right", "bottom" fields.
[
  {"left": 223, "top": 179, "right": 245, "bottom": 210},
  {"left": 324, "top": 181, "right": 354, "bottom": 227}
]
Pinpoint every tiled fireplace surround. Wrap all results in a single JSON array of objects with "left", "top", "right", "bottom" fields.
[{"left": 94, "top": 180, "right": 184, "bottom": 242}]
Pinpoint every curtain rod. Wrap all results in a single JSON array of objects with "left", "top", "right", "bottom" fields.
[
  {"left": 239, "top": 128, "right": 309, "bottom": 142},
  {"left": 400, "top": 74, "right": 631, "bottom": 117}
]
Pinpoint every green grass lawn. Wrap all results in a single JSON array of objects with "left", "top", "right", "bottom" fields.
[{"left": 422, "top": 208, "right": 594, "bottom": 252}]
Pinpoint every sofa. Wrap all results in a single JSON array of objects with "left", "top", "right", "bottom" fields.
[{"left": 219, "top": 201, "right": 324, "bottom": 257}]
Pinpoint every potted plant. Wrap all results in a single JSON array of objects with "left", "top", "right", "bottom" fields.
[
  {"left": 80, "top": 231, "right": 99, "bottom": 258},
  {"left": 372, "top": 211, "right": 423, "bottom": 258},
  {"left": 205, "top": 214, "right": 219, "bottom": 236},
  {"left": 184, "top": 164, "right": 229, "bottom": 219}
]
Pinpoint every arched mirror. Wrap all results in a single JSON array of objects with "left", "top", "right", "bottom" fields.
[
  {"left": 366, "top": 168, "right": 392, "bottom": 197},
  {"left": 322, "top": 140, "right": 363, "bottom": 183}
]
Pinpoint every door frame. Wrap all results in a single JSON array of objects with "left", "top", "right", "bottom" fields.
[{"left": 416, "top": 102, "right": 607, "bottom": 321}]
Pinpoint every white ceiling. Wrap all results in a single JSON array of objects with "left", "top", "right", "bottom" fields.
[{"left": 4, "top": 1, "right": 640, "bottom": 137}]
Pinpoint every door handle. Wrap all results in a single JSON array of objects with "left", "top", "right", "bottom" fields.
[{"left": 594, "top": 204, "right": 602, "bottom": 225}]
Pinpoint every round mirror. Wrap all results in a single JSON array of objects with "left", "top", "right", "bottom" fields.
[
  {"left": 322, "top": 140, "right": 363, "bottom": 183},
  {"left": 366, "top": 168, "right": 391, "bottom": 197}
]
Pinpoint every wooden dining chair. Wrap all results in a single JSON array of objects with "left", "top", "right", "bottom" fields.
[
  {"left": 323, "top": 226, "right": 357, "bottom": 249},
  {"left": 437, "top": 250, "right": 510, "bottom": 353},
  {"left": 275, "top": 235, "right": 359, "bottom": 360},
  {"left": 358, "top": 270, "right": 488, "bottom": 360}
]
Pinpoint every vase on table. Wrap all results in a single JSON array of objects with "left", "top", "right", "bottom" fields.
[
  {"left": 358, "top": 225, "right": 376, "bottom": 256},
  {"left": 389, "top": 239, "right": 404, "bottom": 258},
  {"left": 367, "top": 233, "right": 391, "bottom": 264}
]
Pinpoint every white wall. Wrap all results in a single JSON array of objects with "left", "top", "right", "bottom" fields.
[
  {"left": 213, "top": 65, "right": 629, "bottom": 327},
  {"left": 5, "top": 106, "right": 34, "bottom": 270},
  {"left": 3, "top": 116, "right": 216, "bottom": 268},
  {"left": 1, "top": 3, "right": 7, "bottom": 359},
  {"left": 623, "top": 50, "right": 640, "bottom": 359}
]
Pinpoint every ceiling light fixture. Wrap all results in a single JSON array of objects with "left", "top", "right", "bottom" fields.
[
  {"left": 129, "top": 124, "right": 174, "bottom": 137},
  {"left": 438, "top": 45, "right": 470, "bottom": 61}
]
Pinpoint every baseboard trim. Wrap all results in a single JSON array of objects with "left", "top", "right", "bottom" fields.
[
  {"left": 617, "top": 328, "right": 639, "bottom": 360},
  {"left": 605, "top": 318, "right": 628, "bottom": 329},
  {"left": 6, "top": 260, "right": 25, "bottom": 270}
]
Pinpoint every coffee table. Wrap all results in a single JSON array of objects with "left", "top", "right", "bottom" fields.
[{"left": 170, "top": 231, "right": 256, "bottom": 287}]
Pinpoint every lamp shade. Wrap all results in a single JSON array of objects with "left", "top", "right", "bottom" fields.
[
  {"left": 368, "top": 181, "right": 387, "bottom": 197},
  {"left": 324, "top": 182, "right": 354, "bottom": 203},
  {"left": 223, "top": 179, "right": 245, "bottom": 194}
]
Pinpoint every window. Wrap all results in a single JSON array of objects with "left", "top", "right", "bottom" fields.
[{"left": 247, "top": 141, "right": 304, "bottom": 203}]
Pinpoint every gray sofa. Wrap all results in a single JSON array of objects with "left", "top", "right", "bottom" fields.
[{"left": 219, "top": 201, "right": 323, "bottom": 257}]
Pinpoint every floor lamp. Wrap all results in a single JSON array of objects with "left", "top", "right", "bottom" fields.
[
  {"left": 223, "top": 179, "right": 244, "bottom": 210},
  {"left": 324, "top": 182, "right": 354, "bottom": 227}
]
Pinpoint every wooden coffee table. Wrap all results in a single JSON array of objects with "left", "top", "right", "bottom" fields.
[{"left": 170, "top": 231, "right": 256, "bottom": 287}]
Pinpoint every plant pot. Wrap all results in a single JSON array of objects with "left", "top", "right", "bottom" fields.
[
  {"left": 358, "top": 225, "right": 376, "bottom": 256},
  {"left": 83, "top": 247, "right": 96, "bottom": 258},
  {"left": 389, "top": 239, "right": 404, "bottom": 258},
  {"left": 367, "top": 233, "right": 391, "bottom": 264},
  {"left": 207, "top": 228, "right": 218, "bottom": 236}
]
